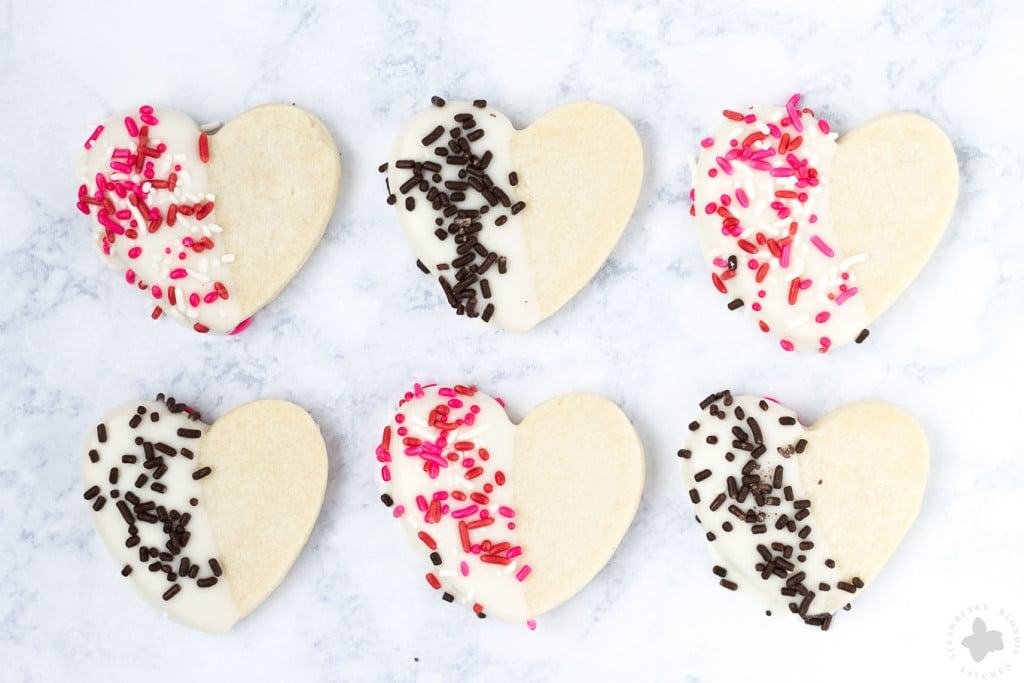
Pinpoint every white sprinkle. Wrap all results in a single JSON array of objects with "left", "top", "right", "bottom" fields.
[
  {"left": 187, "top": 269, "right": 210, "bottom": 283},
  {"left": 220, "top": 253, "right": 235, "bottom": 263},
  {"left": 840, "top": 253, "right": 869, "bottom": 270}
]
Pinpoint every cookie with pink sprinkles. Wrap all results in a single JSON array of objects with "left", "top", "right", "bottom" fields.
[
  {"left": 690, "top": 93, "right": 958, "bottom": 353},
  {"left": 375, "top": 383, "right": 644, "bottom": 625},
  {"left": 76, "top": 103, "right": 341, "bottom": 334}
]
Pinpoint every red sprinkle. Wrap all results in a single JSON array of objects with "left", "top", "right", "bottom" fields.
[{"left": 198, "top": 133, "right": 210, "bottom": 163}]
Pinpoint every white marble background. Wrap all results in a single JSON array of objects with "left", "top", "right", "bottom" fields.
[{"left": 2, "top": 0, "right": 1022, "bottom": 681}]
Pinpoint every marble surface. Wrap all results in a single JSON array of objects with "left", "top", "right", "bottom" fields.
[{"left": 2, "top": 1, "right": 1023, "bottom": 681}]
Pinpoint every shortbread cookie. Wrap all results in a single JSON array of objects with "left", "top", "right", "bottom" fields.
[
  {"left": 82, "top": 395, "right": 328, "bottom": 632},
  {"left": 383, "top": 97, "right": 642, "bottom": 330},
  {"left": 77, "top": 104, "right": 341, "bottom": 334},
  {"left": 680, "top": 390, "right": 928, "bottom": 630},
  {"left": 691, "top": 94, "right": 957, "bottom": 352},
  {"left": 375, "top": 383, "right": 644, "bottom": 623}
]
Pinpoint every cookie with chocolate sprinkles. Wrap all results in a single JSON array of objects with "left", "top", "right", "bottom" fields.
[
  {"left": 679, "top": 391, "right": 929, "bottom": 630},
  {"left": 385, "top": 98, "right": 642, "bottom": 331},
  {"left": 82, "top": 397, "right": 329, "bottom": 632}
]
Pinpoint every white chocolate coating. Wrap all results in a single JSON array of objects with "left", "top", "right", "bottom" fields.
[
  {"left": 377, "top": 384, "right": 531, "bottom": 622},
  {"left": 693, "top": 100, "right": 870, "bottom": 353},
  {"left": 82, "top": 400, "right": 238, "bottom": 632},
  {"left": 388, "top": 103, "right": 541, "bottom": 331},
  {"left": 78, "top": 107, "right": 244, "bottom": 333},
  {"left": 682, "top": 393, "right": 863, "bottom": 625}
]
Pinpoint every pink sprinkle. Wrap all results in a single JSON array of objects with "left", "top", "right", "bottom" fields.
[
  {"left": 780, "top": 340, "right": 795, "bottom": 352},
  {"left": 124, "top": 116, "right": 139, "bottom": 137},
  {"left": 506, "top": 546, "right": 523, "bottom": 559},
  {"left": 749, "top": 160, "right": 772, "bottom": 171},
  {"left": 416, "top": 495, "right": 428, "bottom": 512},
  {"left": 139, "top": 105, "right": 154, "bottom": 115},
  {"left": 704, "top": 202, "right": 717, "bottom": 215},
  {"left": 108, "top": 161, "right": 132, "bottom": 174},
  {"left": 820, "top": 336, "right": 832, "bottom": 349},
  {"left": 810, "top": 235, "right": 834, "bottom": 257},
  {"left": 189, "top": 293, "right": 200, "bottom": 308},
  {"left": 76, "top": 202, "right": 90, "bottom": 215},
  {"left": 229, "top": 317, "right": 253, "bottom": 335},
  {"left": 393, "top": 504, "right": 404, "bottom": 518},
  {"left": 125, "top": 269, "right": 136, "bottom": 284},
  {"left": 169, "top": 268, "right": 187, "bottom": 280},
  {"left": 799, "top": 279, "right": 813, "bottom": 290},
  {"left": 700, "top": 137, "right": 714, "bottom": 148},
  {"left": 498, "top": 506, "right": 515, "bottom": 518},
  {"left": 815, "top": 311, "right": 831, "bottom": 323},
  {"left": 451, "top": 505, "right": 479, "bottom": 519},
  {"left": 140, "top": 113, "right": 158, "bottom": 126},
  {"left": 818, "top": 119, "right": 830, "bottom": 134},
  {"left": 713, "top": 257, "right": 728, "bottom": 269},
  {"left": 735, "top": 188, "right": 750, "bottom": 208},
  {"left": 381, "top": 466, "right": 391, "bottom": 482},
  {"left": 460, "top": 561, "right": 469, "bottom": 577},
  {"left": 495, "top": 397, "right": 506, "bottom": 407},
  {"left": 835, "top": 287, "right": 859, "bottom": 305},
  {"left": 203, "top": 291, "right": 219, "bottom": 304},
  {"left": 84, "top": 124, "right": 104, "bottom": 150},
  {"left": 438, "top": 387, "right": 456, "bottom": 397},
  {"left": 786, "top": 93, "right": 803, "bottom": 133},
  {"left": 97, "top": 212, "right": 125, "bottom": 235},
  {"left": 432, "top": 491, "right": 448, "bottom": 500},
  {"left": 527, "top": 619, "right": 537, "bottom": 631},
  {"left": 809, "top": 214, "right": 818, "bottom": 224},
  {"left": 780, "top": 244, "right": 791, "bottom": 268},
  {"left": 447, "top": 398, "right": 463, "bottom": 408},
  {"left": 770, "top": 167, "right": 795, "bottom": 177},
  {"left": 751, "top": 302, "right": 762, "bottom": 312},
  {"left": 715, "top": 156, "right": 734, "bottom": 175},
  {"left": 516, "top": 565, "right": 532, "bottom": 582},
  {"left": 127, "top": 246, "right": 142, "bottom": 259}
]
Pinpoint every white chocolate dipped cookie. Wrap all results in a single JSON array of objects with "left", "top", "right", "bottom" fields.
[
  {"left": 76, "top": 104, "right": 341, "bottom": 334},
  {"left": 375, "top": 383, "right": 644, "bottom": 625},
  {"left": 383, "top": 96, "right": 643, "bottom": 330},
  {"left": 679, "top": 390, "right": 928, "bottom": 630},
  {"left": 690, "top": 94, "right": 958, "bottom": 353},
  {"left": 82, "top": 395, "right": 328, "bottom": 632}
]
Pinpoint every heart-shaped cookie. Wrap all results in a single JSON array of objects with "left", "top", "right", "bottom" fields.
[
  {"left": 76, "top": 103, "right": 341, "bottom": 334},
  {"left": 691, "top": 94, "right": 958, "bottom": 352},
  {"left": 82, "top": 395, "right": 328, "bottom": 632},
  {"left": 383, "top": 98, "right": 643, "bottom": 331},
  {"left": 679, "top": 390, "right": 928, "bottom": 630},
  {"left": 375, "top": 383, "right": 644, "bottom": 623}
]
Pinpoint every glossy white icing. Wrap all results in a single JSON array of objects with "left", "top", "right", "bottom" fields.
[
  {"left": 377, "top": 383, "right": 531, "bottom": 622},
  {"left": 77, "top": 106, "right": 243, "bottom": 333},
  {"left": 82, "top": 399, "right": 237, "bottom": 632},
  {"left": 388, "top": 102, "right": 541, "bottom": 331},
  {"left": 682, "top": 393, "right": 860, "bottom": 626},
  {"left": 693, "top": 97, "right": 870, "bottom": 353}
]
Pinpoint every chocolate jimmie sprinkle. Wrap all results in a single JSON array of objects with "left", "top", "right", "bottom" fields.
[
  {"left": 84, "top": 394, "right": 224, "bottom": 602},
  {"left": 383, "top": 97, "right": 527, "bottom": 323},
  {"left": 682, "top": 390, "right": 861, "bottom": 631}
]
